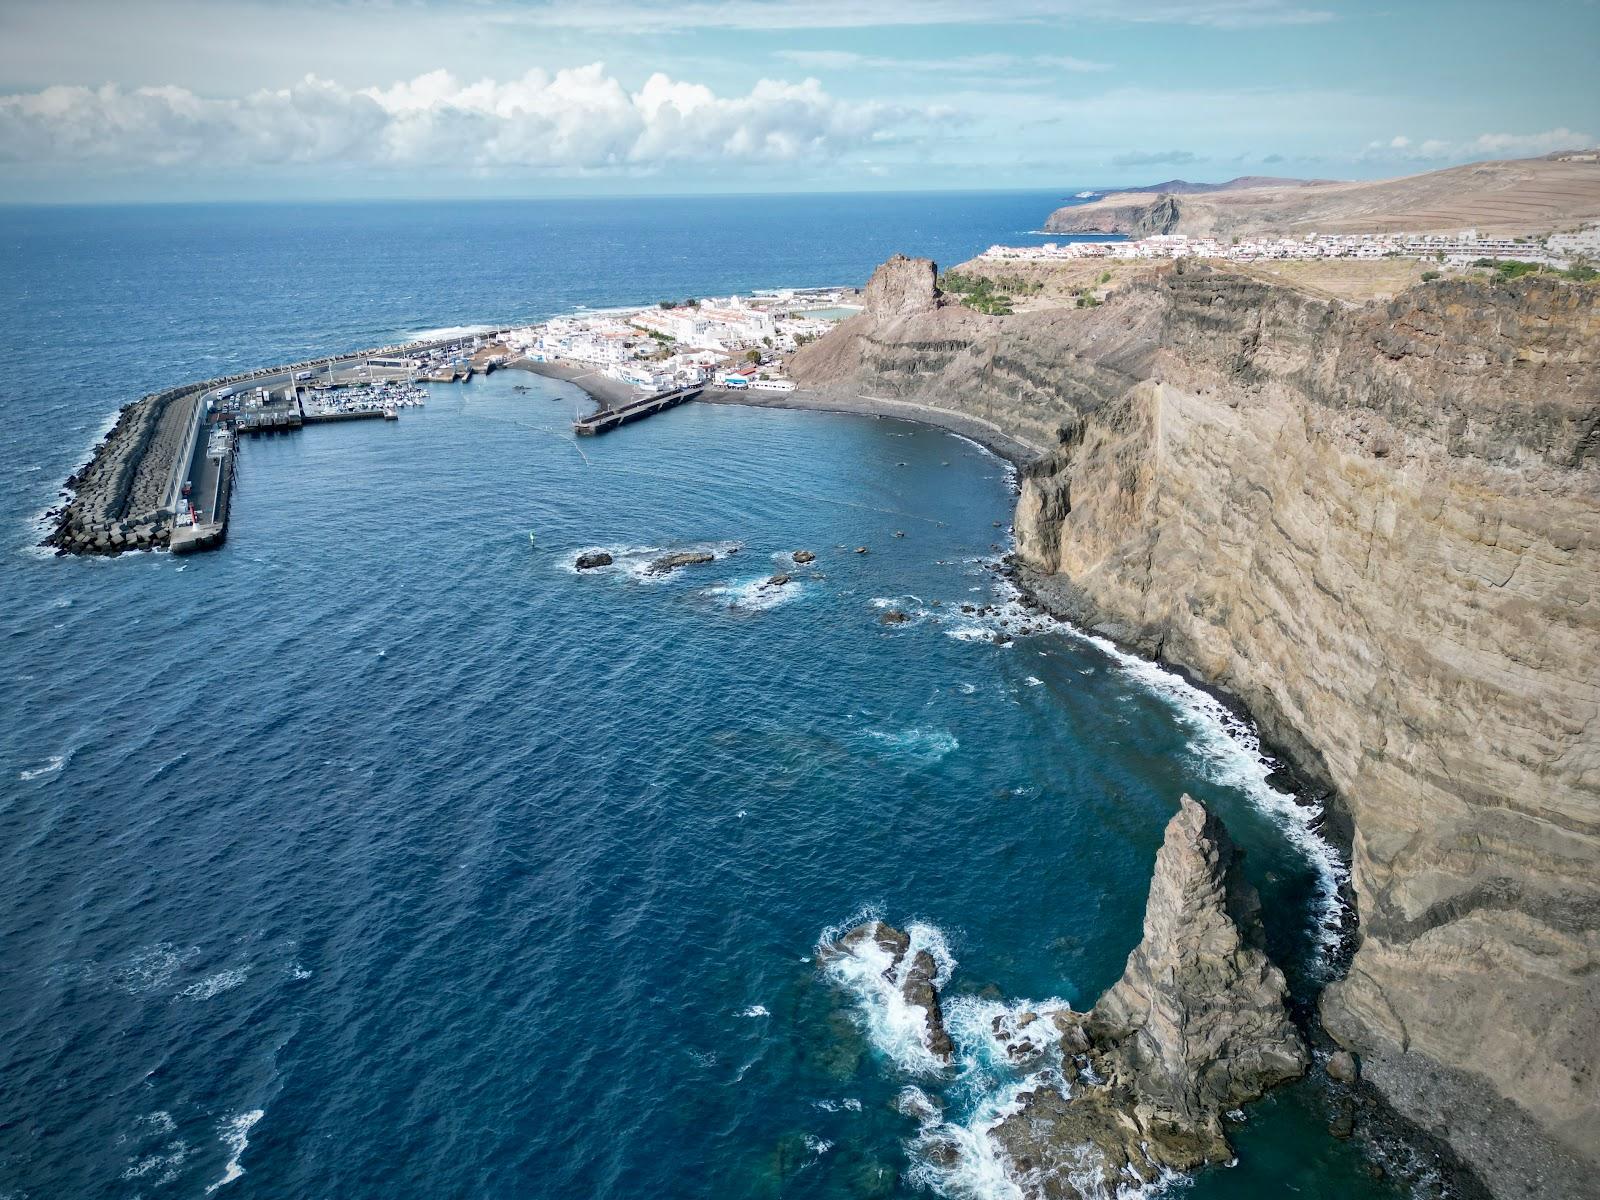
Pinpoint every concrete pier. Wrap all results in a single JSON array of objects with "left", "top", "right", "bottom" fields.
[{"left": 573, "top": 384, "right": 703, "bottom": 435}]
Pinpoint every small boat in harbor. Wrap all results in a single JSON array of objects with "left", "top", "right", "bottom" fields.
[{"left": 383, "top": 403, "right": 398, "bottom": 420}]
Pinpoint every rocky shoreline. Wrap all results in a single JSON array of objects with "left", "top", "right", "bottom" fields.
[{"left": 788, "top": 251, "right": 1600, "bottom": 1200}]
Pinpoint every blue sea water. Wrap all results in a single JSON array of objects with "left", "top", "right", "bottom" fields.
[{"left": 2, "top": 196, "right": 1408, "bottom": 1199}]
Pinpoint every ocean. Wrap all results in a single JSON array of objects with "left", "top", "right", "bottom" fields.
[{"left": 2, "top": 195, "right": 1410, "bottom": 1199}]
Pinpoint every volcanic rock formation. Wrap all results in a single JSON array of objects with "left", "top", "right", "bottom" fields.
[
  {"left": 830, "top": 921, "right": 954, "bottom": 1064},
  {"left": 988, "top": 796, "right": 1307, "bottom": 1197}
]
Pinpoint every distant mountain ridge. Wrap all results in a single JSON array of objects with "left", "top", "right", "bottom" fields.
[
  {"left": 1092, "top": 175, "right": 1333, "bottom": 195},
  {"left": 1047, "top": 155, "right": 1600, "bottom": 238}
]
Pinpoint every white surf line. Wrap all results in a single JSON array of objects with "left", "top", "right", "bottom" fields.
[
  {"left": 1070, "top": 620, "right": 1348, "bottom": 960},
  {"left": 204, "top": 1110, "right": 263, "bottom": 1194},
  {"left": 984, "top": 568, "right": 1349, "bottom": 964}
]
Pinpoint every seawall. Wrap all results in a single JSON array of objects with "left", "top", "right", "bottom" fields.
[
  {"left": 46, "top": 330, "right": 508, "bottom": 556},
  {"left": 790, "top": 255, "right": 1600, "bottom": 1199}
]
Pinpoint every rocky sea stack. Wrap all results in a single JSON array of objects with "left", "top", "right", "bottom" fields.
[
  {"left": 646, "top": 548, "right": 717, "bottom": 574},
  {"left": 990, "top": 796, "right": 1307, "bottom": 1196}
]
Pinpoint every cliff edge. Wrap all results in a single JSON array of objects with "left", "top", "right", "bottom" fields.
[{"left": 790, "top": 257, "right": 1600, "bottom": 1198}]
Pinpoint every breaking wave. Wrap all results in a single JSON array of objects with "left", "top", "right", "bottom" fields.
[
  {"left": 404, "top": 324, "right": 497, "bottom": 341},
  {"left": 819, "top": 905, "right": 1213, "bottom": 1200},
  {"left": 205, "top": 1110, "right": 263, "bottom": 1194},
  {"left": 19, "top": 753, "right": 67, "bottom": 781},
  {"left": 948, "top": 564, "right": 1347, "bottom": 964},
  {"left": 179, "top": 967, "right": 249, "bottom": 1001},
  {"left": 1075, "top": 622, "right": 1348, "bottom": 960},
  {"left": 704, "top": 574, "right": 800, "bottom": 612},
  {"left": 818, "top": 915, "right": 955, "bottom": 1076}
]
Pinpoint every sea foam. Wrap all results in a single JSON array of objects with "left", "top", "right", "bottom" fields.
[
  {"left": 179, "top": 967, "right": 249, "bottom": 1001},
  {"left": 818, "top": 915, "right": 955, "bottom": 1076},
  {"left": 204, "top": 1110, "right": 263, "bottom": 1194},
  {"left": 863, "top": 727, "right": 959, "bottom": 766},
  {"left": 705, "top": 574, "right": 800, "bottom": 612},
  {"left": 947, "top": 564, "right": 1347, "bottom": 963},
  {"left": 19, "top": 754, "right": 67, "bottom": 781}
]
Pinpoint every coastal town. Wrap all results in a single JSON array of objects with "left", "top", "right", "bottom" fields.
[
  {"left": 503, "top": 286, "right": 858, "bottom": 394},
  {"left": 980, "top": 223, "right": 1600, "bottom": 270},
  {"left": 38, "top": 286, "right": 863, "bottom": 555}
]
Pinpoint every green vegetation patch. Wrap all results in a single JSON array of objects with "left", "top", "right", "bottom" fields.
[
  {"left": 938, "top": 269, "right": 1043, "bottom": 315},
  {"left": 1474, "top": 258, "right": 1597, "bottom": 283}
]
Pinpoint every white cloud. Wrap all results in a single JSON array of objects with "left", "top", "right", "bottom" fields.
[
  {"left": 775, "top": 49, "right": 1111, "bottom": 73},
  {"left": 1360, "top": 127, "right": 1594, "bottom": 165},
  {"left": 0, "top": 66, "right": 932, "bottom": 171},
  {"left": 1111, "top": 148, "right": 1198, "bottom": 166},
  {"left": 1471, "top": 127, "right": 1594, "bottom": 155},
  {"left": 491, "top": 0, "right": 1333, "bottom": 31}
]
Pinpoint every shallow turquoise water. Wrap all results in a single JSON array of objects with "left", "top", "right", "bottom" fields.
[{"left": 0, "top": 198, "right": 1408, "bottom": 1199}]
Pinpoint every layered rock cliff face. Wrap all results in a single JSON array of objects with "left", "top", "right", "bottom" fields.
[
  {"left": 991, "top": 796, "right": 1307, "bottom": 1197},
  {"left": 790, "top": 257, "right": 1600, "bottom": 1198}
]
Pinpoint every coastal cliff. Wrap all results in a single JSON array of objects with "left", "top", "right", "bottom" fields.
[
  {"left": 1044, "top": 193, "right": 1181, "bottom": 236},
  {"left": 790, "top": 256, "right": 1600, "bottom": 1198}
]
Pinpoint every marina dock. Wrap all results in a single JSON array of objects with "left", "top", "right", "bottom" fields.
[
  {"left": 47, "top": 330, "right": 511, "bottom": 557},
  {"left": 573, "top": 384, "right": 703, "bottom": 436}
]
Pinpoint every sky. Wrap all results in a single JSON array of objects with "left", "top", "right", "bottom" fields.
[{"left": 0, "top": 0, "right": 1596, "bottom": 201}]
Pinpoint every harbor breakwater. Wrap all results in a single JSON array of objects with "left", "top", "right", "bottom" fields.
[
  {"left": 43, "top": 330, "right": 509, "bottom": 556},
  {"left": 789, "top": 254, "right": 1600, "bottom": 1199}
]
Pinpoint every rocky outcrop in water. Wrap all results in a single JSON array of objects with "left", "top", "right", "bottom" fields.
[
  {"left": 830, "top": 921, "right": 954, "bottom": 1063},
  {"left": 646, "top": 549, "right": 717, "bottom": 574},
  {"left": 989, "top": 797, "right": 1307, "bottom": 1196},
  {"left": 792, "top": 259, "right": 1600, "bottom": 1199}
]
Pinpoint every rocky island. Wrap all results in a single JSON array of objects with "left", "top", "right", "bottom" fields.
[{"left": 790, "top": 184, "right": 1599, "bottom": 1197}]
